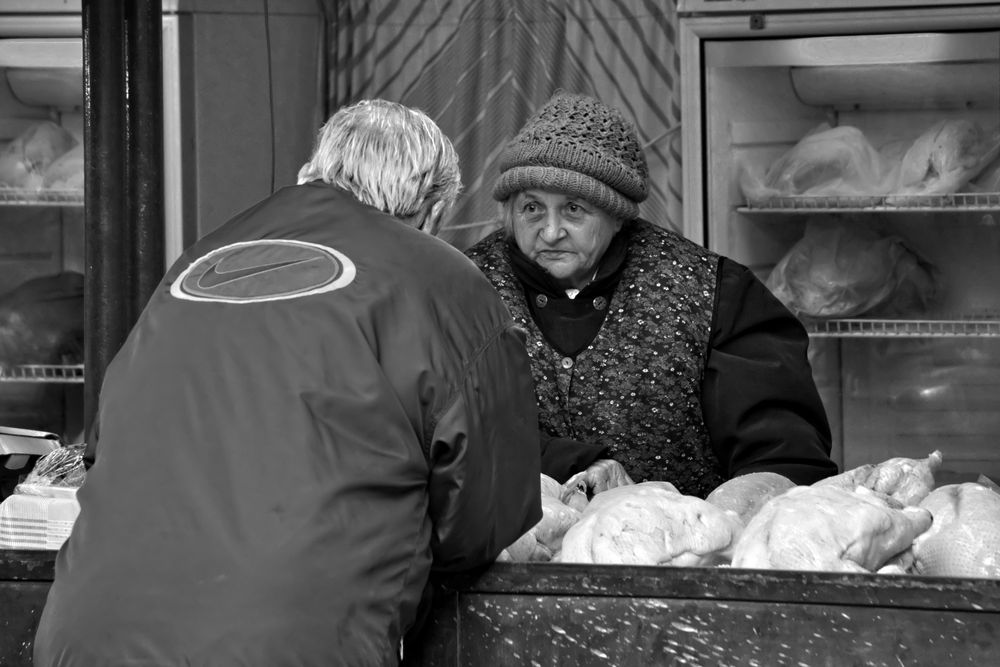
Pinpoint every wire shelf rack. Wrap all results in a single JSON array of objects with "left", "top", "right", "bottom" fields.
[
  {"left": 739, "top": 192, "right": 1000, "bottom": 213},
  {"left": 807, "top": 319, "right": 1000, "bottom": 338},
  {"left": 0, "top": 188, "right": 84, "bottom": 206},
  {"left": 0, "top": 364, "right": 85, "bottom": 383}
]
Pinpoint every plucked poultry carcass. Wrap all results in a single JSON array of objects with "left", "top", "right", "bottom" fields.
[
  {"left": 739, "top": 124, "right": 895, "bottom": 204},
  {"left": 0, "top": 120, "right": 78, "bottom": 190},
  {"left": 908, "top": 483, "right": 1000, "bottom": 578},
  {"left": 765, "top": 216, "right": 938, "bottom": 320},
  {"left": 705, "top": 472, "right": 796, "bottom": 526},
  {"left": 813, "top": 450, "right": 942, "bottom": 506},
  {"left": 731, "top": 485, "right": 933, "bottom": 573},
  {"left": 42, "top": 143, "right": 84, "bottom": 191},
  {"left": 499, "top": 474, "right": 582, "bottom": 562},
  {"left": 560, "top": 458, "right": 634, "bottom": 512},
  {"left": 557, "top": 481, "right": 743, "bottom": 566},
  {"left": 889, "top": 119, "right": 1000, "bottom": 200}
]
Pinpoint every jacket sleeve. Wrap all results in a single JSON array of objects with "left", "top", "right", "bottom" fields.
[
  {"left": 702, "top": 258, "right": 839, "bottom": 485},
  {"left": 539, "top": 433, "right": 608, "bottom": 483},
  {"left": 425, "top": 324, "right": 543, "bottom": 572}
]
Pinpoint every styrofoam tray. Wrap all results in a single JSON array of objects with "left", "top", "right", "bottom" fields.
[{"left": 0, "top": 492, "right": 79, "bottom": 550}]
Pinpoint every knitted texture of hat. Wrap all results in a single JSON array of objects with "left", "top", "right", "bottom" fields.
[{"left": 493, "top": 92, "right": 649, "bottom": 220}]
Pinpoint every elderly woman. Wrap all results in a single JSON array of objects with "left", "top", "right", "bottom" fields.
[{"left": 466, "top": 92, "right": 838, "bottom": 498}]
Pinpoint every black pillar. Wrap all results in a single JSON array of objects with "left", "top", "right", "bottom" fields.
[
  {"left": 125, "top": 0, "right": 165, "bottom": 320},
  {"left": 82, "top": 0, "right": 164, "bottom": 443}
]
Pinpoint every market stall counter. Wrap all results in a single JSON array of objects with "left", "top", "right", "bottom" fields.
[
  {"left": 5, "top": 554, "right": 1000, "bottom": 665},
  {"left": 404, "top": 562, "right": 1000, "bottom": 666},
  {"left": 1, "top": 549, "right": 55, "bottom": 666}
]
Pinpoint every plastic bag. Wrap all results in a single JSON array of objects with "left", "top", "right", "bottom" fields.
[
  {"left": 16, "top": 443, "right": 87, "bottom": 497},
  {"left": 740, "top": 124, "right": 898, "bottom": 204},
  {"left": 741, "top": 119, "right": 1000, "bottom": 205},
  {"left": 0, "top": 271, "right": 84, "bottom": 366},
  {"left": 889, "top": 119, "right": 1000, "bottom": 200},
  {"left": 766, "top": 217, "right": 938, "bottom": 319},
  {"left": 964, "top": 151, "right": 1000, "bottom": 192},
  {"left": 0, "top": 444, "right": 84, "bottom": 549},
  {"left": 0, "top": 120, "right": 78, "bottom": 190}
]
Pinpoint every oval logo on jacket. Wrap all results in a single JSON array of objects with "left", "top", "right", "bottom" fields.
[{"left": 170, "top": 240, "right": 356, "bottom": 303}]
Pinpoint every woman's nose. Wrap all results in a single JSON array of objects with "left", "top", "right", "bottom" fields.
[{"left": 540, "top": 213, "right": 565, "bottom": 243}]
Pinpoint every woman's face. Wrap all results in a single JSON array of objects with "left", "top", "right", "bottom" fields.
[{"left": 511, "top": 189, "right": 623, "bottom": 289}]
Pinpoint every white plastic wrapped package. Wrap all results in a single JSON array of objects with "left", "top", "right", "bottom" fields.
[
  {"left": 0, "top": 120, "right": 78, "bottom": 191},
  {"left": 766, "top": 217, "right": 938, "bottom": 319},
  {"left": 742, "top": 119, "right": 1000, "bottom": 205},
  {"left": 740, "top": 124, "right": 898, "bottom": 204},
  {"left": 42, "top": 143, "right": 85, "bottom": 191},
  {"left": 0, "top": 444, "right": 85, "bottom": 550},
  {"left": 889, "top": 119, "right": 1000, "bottom": 201}
]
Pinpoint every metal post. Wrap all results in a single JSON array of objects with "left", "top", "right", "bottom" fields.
[
  {"left": 82, "top": 0, "right": 165, "bottom": 446},
  {"left": 125, "top": 0, "right": 165, "bottom": 321},
  {"left": 82, "top": 0, "right": 128, "bottom": 441}
]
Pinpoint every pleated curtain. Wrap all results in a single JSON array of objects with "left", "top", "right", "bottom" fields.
[{"left": 328, "top": 0, "right": 682, "bottom": 250}]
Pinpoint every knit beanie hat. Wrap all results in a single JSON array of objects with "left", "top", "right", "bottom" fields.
[{"left": 493, "top": 91, "right": 648, "bottom": 221}]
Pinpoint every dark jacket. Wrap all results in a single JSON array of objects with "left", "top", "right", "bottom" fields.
[
  {"left": 467, "top": 220, "right": 837, "bottom": 496},
  {"left": 34, "top": 182, "right": 542, "bottom": 667}
]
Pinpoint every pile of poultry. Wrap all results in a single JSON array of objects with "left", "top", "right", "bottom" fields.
[{"left": 498, "top": 451, "right": 1000, "bottom": 579}]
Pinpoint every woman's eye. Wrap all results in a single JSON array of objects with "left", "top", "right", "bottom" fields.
[{"left": 520, "top": 202, "right": 543, "bottom": 220}]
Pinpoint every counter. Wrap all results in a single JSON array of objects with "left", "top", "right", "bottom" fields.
[
  {"left": 0, "top": 549, "right": 55, "bottom": 666},
  {"left": 404, "top": 562, "right": 1000, "bottom": 666},
  {"left": 5, "top": 555, "right": 999, "bottom": 666}
]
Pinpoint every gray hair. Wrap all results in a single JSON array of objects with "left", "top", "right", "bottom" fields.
[
  {"left": 497, "top": 198, "right": 518, "bottom": 238},
  {"left": 297, "top": 99, "right": 462, "bottom": 219}
]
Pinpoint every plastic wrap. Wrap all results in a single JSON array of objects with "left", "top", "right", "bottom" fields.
[
  {"left": 16, "top": 443, "right": 86, "bottom": 494},
  {"left": 740, "top": 124, "right": 898, "bottom": 203},
  {"left": 0, "top": 120, "right": 78, "bottom": 191},
  {"left": 765, "top": 216, "right": 938, "bottom": 319},
  {"left": 742, "top": 119, "right": 1000, "bottom": 204},
  {"left": 890, "top": 119, "right": 1000, "bottom": 200},
  {"left": 0, "top": 444, "right": 85, "bottom": 549},
  {"left": 0, "top": 271, "right": 84, "bottom": 366}
]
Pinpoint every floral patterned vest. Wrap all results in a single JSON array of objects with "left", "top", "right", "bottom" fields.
[{"left": 467, "top": 220, "right": 725, "bottom": 497}]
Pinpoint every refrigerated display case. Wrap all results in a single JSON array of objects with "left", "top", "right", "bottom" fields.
[
  {"left": 0, "top": 1, "right": 323, "bottom": 480},
  {"left": 678, "top": 0, "right": 1000, "bottom": 484},
  {"left": 0, "top": 14, "right": 85, "bottom": 457}
]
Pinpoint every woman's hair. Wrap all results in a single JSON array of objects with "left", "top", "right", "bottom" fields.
[
  {"left": 297, "top": 99, "right": 462, "bottom": 219},
  {"left": 497, "top": 197, "right": 518, "bottom": 238}
]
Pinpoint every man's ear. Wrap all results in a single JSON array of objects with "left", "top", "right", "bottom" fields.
[{"left": 418, "top": 199, "right": 446, "bottom": 236}]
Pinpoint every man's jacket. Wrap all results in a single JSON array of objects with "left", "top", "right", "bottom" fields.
[{"left": 34, "top": 182, "right": 542, "bottom": 667}]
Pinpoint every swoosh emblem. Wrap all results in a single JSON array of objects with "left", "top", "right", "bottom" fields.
[
  {"left": 171, "top": 239, "right": 357, "bottom": 304},
  {"left": 197, "top": 257, "right": 318, "bottom": 289}
]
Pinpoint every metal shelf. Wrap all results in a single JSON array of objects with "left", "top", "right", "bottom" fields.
[
  {"left": 739, "top": 191, "right": 1000, "bottom": 213},
  {"left": 0, "top": 364, "right": 84, "bottom": 383},
  {"left": 807, "top": 319, "right": 1000, "bottom": 338},
  {"left": 0, "top": 188, "right": 84, "bottom": 207}
]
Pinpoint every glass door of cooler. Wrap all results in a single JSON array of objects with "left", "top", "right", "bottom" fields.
[
  {"left": 0, "top": 32, "right": 84, "bottom": 453},
  {"left": 679, "top": 6, "right": 1000, "bottom": 484}
]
